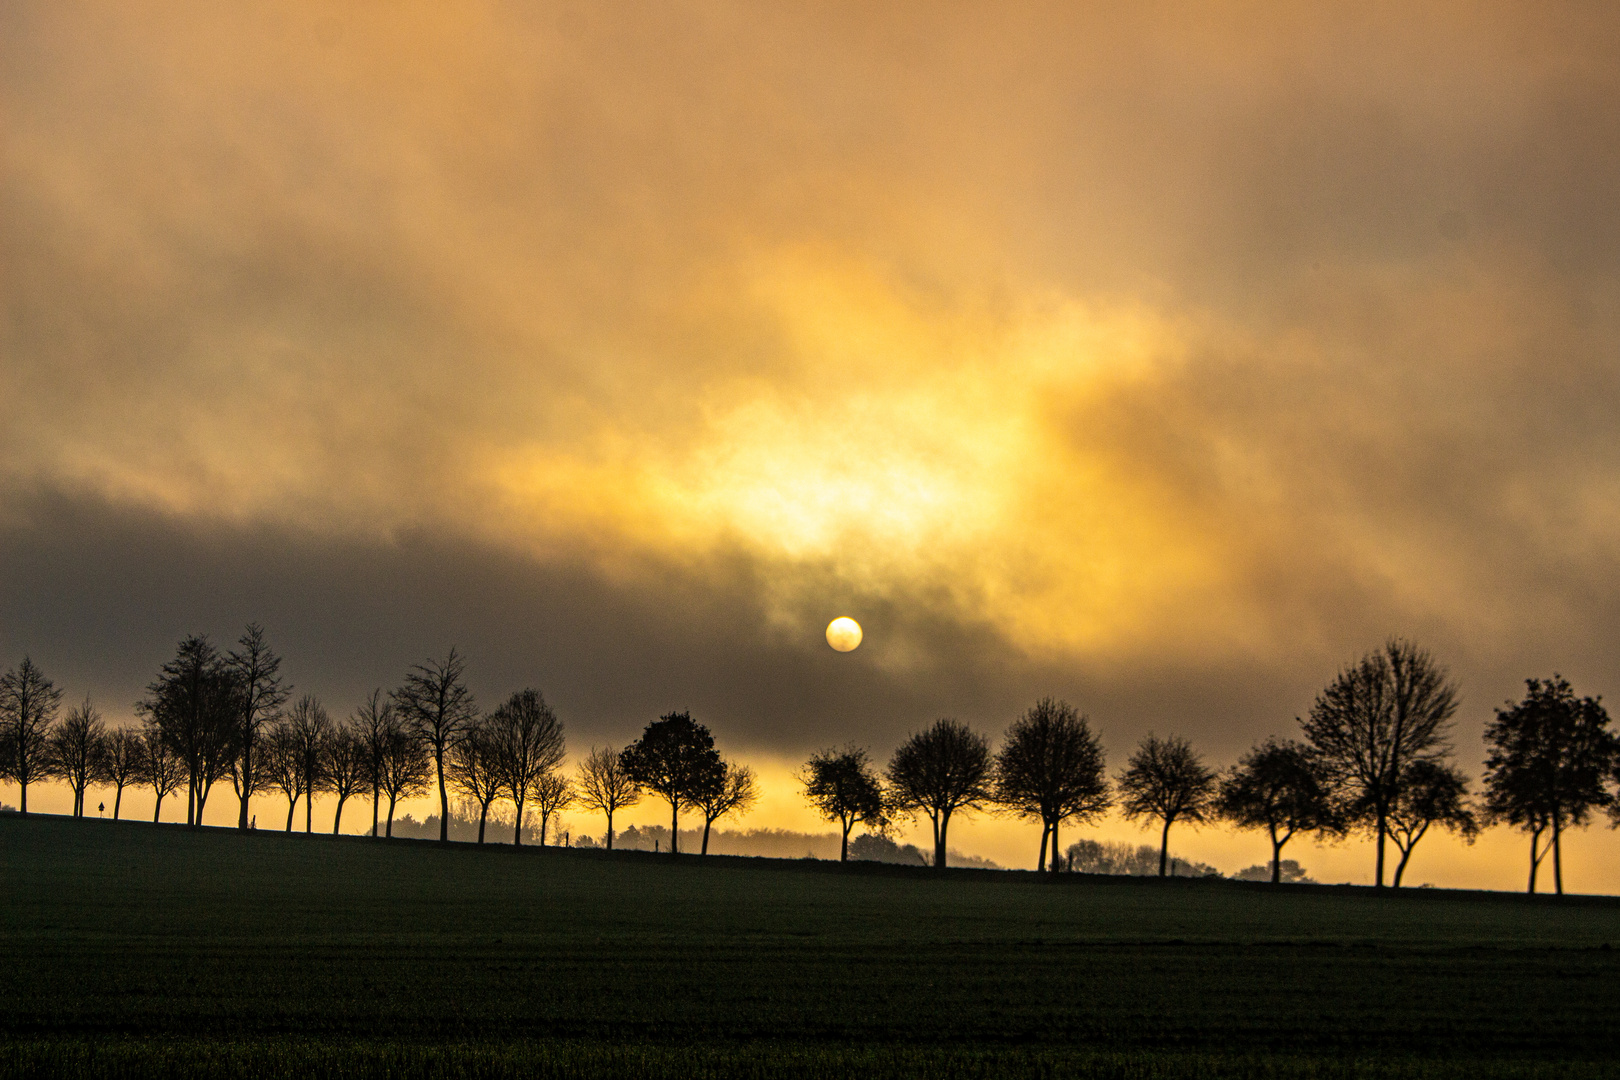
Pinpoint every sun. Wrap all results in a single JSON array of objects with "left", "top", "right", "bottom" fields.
[{"left": 825, "top": 617, "right": 862, "bottom": 652}]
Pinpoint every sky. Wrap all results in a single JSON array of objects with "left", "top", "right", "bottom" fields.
[{"left": 4, "top": 1, "right": 1620, "bottom": 888}]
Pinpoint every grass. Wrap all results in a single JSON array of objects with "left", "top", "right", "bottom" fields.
[{"left": 2, "top": 813, "right": 1617, "bottom": 1077}]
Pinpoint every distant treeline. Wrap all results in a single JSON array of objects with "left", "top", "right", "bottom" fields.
[{"left": 3, "top": 630, "right": 1618, "bottom": 893}]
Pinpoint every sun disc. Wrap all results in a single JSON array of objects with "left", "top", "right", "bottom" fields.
[{"left": 826, "top": 617, "right": 862, "bottom": 652}]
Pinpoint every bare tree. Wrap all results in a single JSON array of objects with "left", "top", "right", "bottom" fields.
[
  {"left": 353, "top": 690, "right": 394, "bottom": 838},
  {"left": 225, "top": 624, "right": 290, "bottom": 832},
  {"left": 285, "top": 695, "right": 331, "bottom": 834},
  {"left": 532, "top": 771, "right": 575, "bottom": 846},
  {"left": 800, "top": 745, "right": 887, "bottom": 862},
  {"left": 0, "top": 657, "right": 63, "bottom": 815},
  {"left": 103, "top": 725, "right": 144, "bottom": 820},
  {"left": 885, "top": 719, "right": 992, "bottom": 869},
  {"left": 393, "top": 649, "right": 477, "bottom": 843},
  {"left": 322, "top": 722, "right": 371, "bottom": 835},
  {"left": 138, "top": 719, "right": 185, "bottom": 823},
  {"left": 1219, "top": 738, "right": 1339, "bottom": 884},
  {"left": 992, "top": 699, "right": 1111, "bottom": 873},
  {"left": 1299, "top": 638, "right": 1459, "bottom": 888},
  {"left": 262, "top": 720, "right": 307, "bottom": 831},
  {"left": 486, "top": 688, "right": 567, "bottom": 845},
  {"left": 139, "top": 636, "right": 241, "bottom": 826},
  {"left": 47, "top": 698, "right": 108, "bottom": 817},
  {"left": 377, "top": 718, "right": 432, "bottom": 838},
  {"left": 1387, "top": 760, "right": 1477, "bottom": 887},
  {"left": 1118, "top": 734, "right": 1217, "bottom": 877},
  {"left": 576, "top": 745, "right": 641, "bottom": 850},
  {"left": 620, "top": 711, "right": 724, "bottom": 856},
  {"left": 1483, "top": 676, "right": 1617, "bottom": 895},
  {"left": 446, "top": 720, "right": 504, "bottom": 843},
  {"left": 692, "top": 762, "right": 757, "bottom": 854}
]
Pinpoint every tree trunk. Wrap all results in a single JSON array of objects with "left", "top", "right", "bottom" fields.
[
  {"left": 1270, "top": 825, "right": 1283, "bottom": 884},
  {"left": 1051, "top": 819, "right": 1060, "bottom": 875},
  {"left": 113, "top": 784, "right": 124, "bottom": 821},
  {"left": 840, "top": 819, "right": 852, "bottom": 862},
  {"left": 1392, "top": 846, "right": 1412, "bottom": 888},
  {"left": 477, "top": 803, "right": 488, "bottom": 844},
  {"left": 1527, "top": 827, "right": 1541, "bottom": 894},
  {"left": 702, "top": 816, "right": 713, "bottom": 855},
  {"left": 515, "top": 798, "right": 526, "bottom": 846},
  {"left": 1037, "top": 824, "right": 1049, "bottom": 873},
  {"left": 238, "top": 740, "right": 252, "bottom": 830},
  {"left": 187, "top": 780, "right": 196, "bottom": 827},
  {"left": 18, "top": 779, "right": 26, "bottom": 816},
  {"left": 304, "top": 779, "right": 313, "bottom": 834},
  {"left": 670, "top": 796, "right": 680, "bottom": 855},
  {"left": 436, "top": 749, "right": 449, "bottom": 841},
  {"left": 935, "top": 808, "right": 951, "bottom": 869},
  {"left": 1374, "top": 805, "right": 1387, "bottom": 888},
  {"left": 386, "top": 793, "right": 398, "bottom": 838},
  {"left": 1553, "top": 816, "right": 1564, "bottom": 896},
  {"left": 539, "top": 809, "right": 548, "bottom": 847},
  {"left": 1158, "top": 817, "right": 1171, "bottom": 877},
  {"left": 285, "top": 795, "right": 296, "bottom": 832},
  {"left": 333, "top": 796, "right": 346, "bottom": 835},
  {"left": 371, "top": 777, "right": 380, "bottom": 838},
  {"left": 605, "top": 810, "right": 614, "bottom": 851},
  {"left": 152, "top": 791, "right": 161, "bottom": 822}
]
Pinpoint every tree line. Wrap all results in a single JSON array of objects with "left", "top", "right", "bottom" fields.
[{"left": 3, "top": 633, "right": 1619, "bottom": 893}]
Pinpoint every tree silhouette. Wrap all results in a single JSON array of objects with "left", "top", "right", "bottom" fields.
[
  {"left": 1118, "top": 734, "right": 1216, "bottom": 877},
  {"left": 394, "top": 649, "right": 477, "bottom": 842},
  {"left": 620, "top": 711, "right": 723, "bottom": 856},
  {"left": 486, "top": 689, "right": 566, "bottom": 846},
  {"left": 1483, "top": 677, "right": 1616, "bottom": 894},
  {"left": 352, "top": 690, "right": 394, "bottom": 838},
  {"left": 285, "top": 695, "right": 331, "bottom": 834},
  {"left": 692, "top": 762, "right": 757, "bottom": 854},
  {"left": 992, "top": 699, "right": 1111, "bottom": 873},
  {"left": 47, "top": 698, "right": 107, "bottom": 818},
  {"left": 0, "top": 657, "right": 63, "bottom": 815},
  {"left": 1387, "top": 760, "right": 1476, "bottom": 887},
  {"left": 322, "top": 722, "right": 371, "bottom": 835},
  {"left": 102, "top": 725, "right": 144, "bottom": 820},
  {"left": 262, "top": 719, "right": 307, "bottom": 831},
  {"left": 1299, "top": 639, "right": 1458, "bottom": 888},
  {"left": 376, "top": 716, "right": 431, "bottom": 838},
  {"left": 225, "top": 624, "right": 290, "bottom": 832},
  {"left": 446, "top": 719, "right": 504, "bottom": 843},
  {"left": 576, "top": 745, "right": 640, "bottom": 850},
  {"left": 1218, "top": 738, "right": 1338, "bottom": 884},
  {"left": 886, "top": 719, "right": 992, "bottom": 869},
  {"left": 139, "top": 637, "right": 240, "bottom": 826},
  {"left": 138, "top": 719, "right": 185, "bottom": 823},
  {"left": 532, "top": 770, "right": 574, "bottom": 846},
  {"left": 801, "top": 746, "right": 887, "bottom": 862}
]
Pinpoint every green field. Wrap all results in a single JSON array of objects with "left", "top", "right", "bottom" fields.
[{"left": 2, "top": 814, "right": 1616, "bottom": 1079}]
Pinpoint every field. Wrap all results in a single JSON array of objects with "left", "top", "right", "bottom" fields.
[{"left": 2, "top": 814, "right": 1617, "bottom": 1079}]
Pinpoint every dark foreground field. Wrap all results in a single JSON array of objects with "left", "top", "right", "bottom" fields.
[{"left": 2, "top": 815, "right": 1617, "bottom": 1079}]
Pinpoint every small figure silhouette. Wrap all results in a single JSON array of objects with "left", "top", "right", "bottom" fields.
[{"left": 98, "top": 802, "right": 104, "bottom": 817}]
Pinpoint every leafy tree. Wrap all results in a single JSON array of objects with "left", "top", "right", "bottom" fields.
[
  {"left": 576, "top": 745, "right": 641, "bottom": 850},
  {"left": 446, "top": 719, "right": 504, "bottom": 843},
  {"left": 139, "top": 636, "right": 241, "bottom": 826},
  {"left": 0, "top": 656, "right": 63, "bottom": 814},
  {"left": 886, "top": 719, "right": 992, "bottom": 869},
  {"left": 992, "top": 699, "right": 1111, "bottom": 873},
  {"left": 692, "top": 762, "right": 757, "bottom": 854},
  {"left": 102, "top": 725, "right": 144, "bottom": 820},
  {"left": 1118, "top": 734, "right": 1217, "bottom": 877},
  {"left": 1387, "top": 760, "right": 1477, "bottom": 887},
  {"left": 353, "top": 690, "right": 395, "bottom": 838},
  {"left": 1218, "top": 738, "right": 1338, "bottom": 884},
  {"left": 620, "top": 711, "right": 724, "bottom": 856},
  {"left": 800, "top": 746, "right": 887, "bottom": 862},
  {"left": 47, "top": 698, "right": 108, "bottom": 817},
  {"left": 138, "top": 719, "right": 185, "bottom": 823},
  {"left": 322, "top": 722, "right": 371, "bottom": 835},
  {"left": 1483, "top": 677, "right": 1616, "bottom": 894},
  {"left": 532, "top": 771, "right": 574, "bottom": 846},
  {"left": 486, "top": 688, "right": 566, "bottom": 846},
  {"left": 285, "top": 695, "right": 332, "bottom": 834},
  {"left": 225, "top": 624, "right": 290, "bottom": 832},
  {"left": 1299, "top": 639, "right": 1459, "bottom": 888},
  {"left": 394, "top": 649, "right": 477, "bottom": 842},
  {"left": 377, "top": 717, "right": 432, "bottom": 838},
  {"left": 262, "top": 719, "right": 308, "bottom": 831}
]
